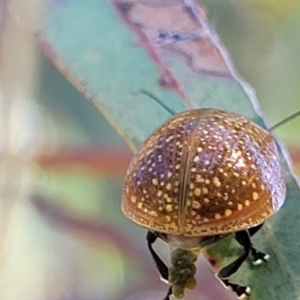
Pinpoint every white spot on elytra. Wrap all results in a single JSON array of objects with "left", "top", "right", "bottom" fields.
[
  {"left": 196, "top": 175, "right": 203, "bottom": 183},
  {"left": 192, "top": 201, "right": 201, "bottom": 209},
  {"left": 213, "top": 177, "right": 221, "bottom": 187},
  {"left": 194, "top": 156, "right": 199, "bottom": 162},
  {"left": 194, "top": 188, "right": 201, "bottom": 196},
  {"left": 225, "top": 209, "right": 232, "bottom": 217},
  {"left": 152, "top": 178, "right": 158, "bottom": 185},
  {"left": 149, "top": 211, "right": 158, "bottom": 217},
  {"left": 165, "top": 204, "right": 173, "bottom": 212},
  {"left": 215, "top": 213, "right": 221, "bottom": 220},
  {"left": 203, "top": 187, "right": 208, "bottom": 194}
]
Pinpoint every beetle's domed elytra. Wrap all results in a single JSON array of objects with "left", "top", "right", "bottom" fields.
[{"left": 122, "top": 109, "right": 286, "bottom": 236}]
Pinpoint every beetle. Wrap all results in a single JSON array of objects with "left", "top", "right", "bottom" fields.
[{"left": 121, "top": 106, "right": 287, "bottom": 299}]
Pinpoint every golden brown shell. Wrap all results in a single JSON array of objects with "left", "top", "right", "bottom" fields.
[{"left": 122, "top": 109, "right": 286, "bottom": 236}]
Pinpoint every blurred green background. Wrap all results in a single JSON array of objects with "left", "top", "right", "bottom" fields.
[{"left": 1, "top": 1, "right": 300, "bottom": 300}]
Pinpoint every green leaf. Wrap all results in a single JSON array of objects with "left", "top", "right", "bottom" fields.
[{"left": 40, "top": 1, "right": 300, "bottom": 299}]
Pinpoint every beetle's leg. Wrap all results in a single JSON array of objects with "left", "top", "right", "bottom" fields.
[
  {"left": 248, "top": 223, "right": 264, "bottom": 236},
  {"left": 218, "top": 230, "right": 251, "bottom": 299},
  {"left": 147, "top": 231, "right": 172, "bottom": 300},
  {"left": 247, "top": 224, "right": 270, "bottom": 265},
  {"left": 250, "top": 247, "right": 270, "bottom": 265},
  {"left": 162, "top": 287, "right": 173, "bottom": 300}
]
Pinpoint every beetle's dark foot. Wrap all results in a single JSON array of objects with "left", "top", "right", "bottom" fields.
[
  {"left": 251, "top": 248, "right": 270, "bottom": 265},
  {"left": 222, "top": 279, "right": 251, "bottom": 299},
  {"left": 162, "top": 286, "right": 172, "bottom": 300}
]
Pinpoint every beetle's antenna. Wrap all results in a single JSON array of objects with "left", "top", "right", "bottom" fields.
[
  {"left": 140, "top": 89, "right": 176, "bottom": 115},
  {"left": 140, "top": 89, "right": 300, "bottom": 131},
  {"left": 269, "top": 110, "right": 300, "bottom": 131}
]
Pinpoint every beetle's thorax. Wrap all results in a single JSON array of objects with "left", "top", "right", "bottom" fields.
[
  {"left": 165, "top": 233, "right": 226, "bottom": 250},
  {"left": 167, "top": 234, "right": 202, "bottom": 250}
]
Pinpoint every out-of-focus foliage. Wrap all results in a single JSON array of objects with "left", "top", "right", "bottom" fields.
[{"left": 201, "top": 0, "right": 300, "bottom": 147}]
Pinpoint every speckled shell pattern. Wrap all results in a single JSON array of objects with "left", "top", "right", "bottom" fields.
[{"left": 122, "top": 109, "right": 286, "bottom": 237}]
